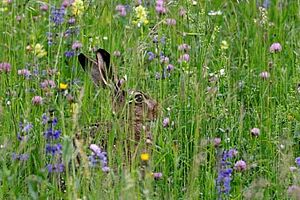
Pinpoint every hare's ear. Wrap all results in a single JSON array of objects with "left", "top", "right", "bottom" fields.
[{"left": 78, "top": 48, "right": 112, "bottom": 87}]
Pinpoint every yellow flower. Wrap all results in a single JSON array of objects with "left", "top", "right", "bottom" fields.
[
  {"left": 141, "top": 153, "right": 150, "bottom": 161},
  {"left": 133, "top": 5, "right": 149, "bottom": 26},
  {"left": 72, "top": 0, "right": 84, "bottom": 16},
  {"left": 220, "top": 40, "right": 229, "bottom": 50},
  {"left": 59, "top": 83, "right": 68, "bottom": 90},
  {"left": 33, "top": 43, "right": 47, "bottom": 58}
]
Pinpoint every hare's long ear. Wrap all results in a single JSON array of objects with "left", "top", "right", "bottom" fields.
[{"left": 78, "top": 48, "right": 112, "bottom": 87}]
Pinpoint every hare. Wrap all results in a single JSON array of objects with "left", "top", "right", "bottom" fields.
[{"left": 77, "top": 48, "right": 158, "bottom": 147}]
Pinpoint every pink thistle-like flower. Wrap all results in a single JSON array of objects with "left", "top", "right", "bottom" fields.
[
  {"left": 17, "top": 69, "right": 31, "bottom": 77},
  {"left": 214, "top": 138, "right": 221, "bottom": 147},
  {"left": 71, "top": 41, "right": 82, "bottom": 50},
  {"left": 0, "top": 62, "right": 11, "bottom": 73},
  {"left": 163, "top": 117, "right": 170, "bottom": 127},
  {"left": 32, "top": 96, "right": 43, "bottom": 105},
  {"left": 178, "top": 54, "right": 190, "bottom": 63},
  {"left": 251, "top": 127, "right": 260, "bottom": 136},
  {"left": 165, "top": 18, "right": 176, "bottom": 26},
  {"left": 40, "top": 4, "right": 49, "bottom": 11},
  {"left": 234, "top": 160, "right": 247, "bottom": 171},
  {"left": 269, "top": 42, "right": 282, "bottom": 53},
  {"left": 153, "top": 172, "right": 163, "bottom": 180}
]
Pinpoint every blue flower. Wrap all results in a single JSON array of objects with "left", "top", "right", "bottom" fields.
[{"left": 51, "top": 7, "right": 65, "bottom": 25}]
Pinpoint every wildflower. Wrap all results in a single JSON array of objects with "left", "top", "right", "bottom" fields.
[
  {"left": 17, "top": 69, "right": 31, "bottom": 77},
  {"left": 32, "top": 96, "right": 43, "bottom": 105},
  {"left": 251, "top": 127, "right": 260, "bottom": 136},
  {"left": 234, "top": 160, "right": 247, "bottom": 171},
  {"left": 51, "top": 7, "right": 65, "bottom": 25},
  {"left": 45, "top": 143, "right": 62, "bottom": 155},
  {"left": 88, "top": 144, "right": 109, "bottom": 172},
  {"left": 220, "top": 40, "right": 229, "bottom": 50},
  {"left": 220, "top": 69, "right": 225, "bottom": 76},
  {"left": 166, "top": 64, "right": 174, "bottom": 72},
  {"left": 287, "top": 185, "right": 300, "bottom": 200},
  {"left": 269, "top": 42, "right": 282, "bottom": 53},
  {"left": 62, "top": 0, "right": 74, "bottom": 7},
  {"left": 116, "top": 4, "right": 127, "bottom": 17},
  {"left": 160, "top": 55, "right": 169, "bottom": 64},
  {"left": 259, "top": 71, "right": 270, "bottom": 79},
  {"left": 208, "top": 10, "right": 222, "bottom": 16},
  {"left": 33, "top": 43, "right": 47, "bottom": 58},
  {"left": 68, "top": 17, "right": 76, "bottom": 24},
  {"left": 178, "top": 54, "right": 190, "bottom": 63},
  {"left": 147, "top": 52, "right": 155, "bottom": 61},
  {"left": 0, "top": 62, "right": 11, "bottom": 73},
  {"left": 156, "top": 0, "right": 167, "bottom": 14},
  {"left": 71, "top": 0, "right": 84, "bottom": 16},
  {"left": 47, "top": 163, "right": 65, "bottom": 173},
  {"left": 295, "top": 157, "right": 300, "bottom": 167},
  {"left": 178, "top": 44, "right": 191, "bottom": 52},
  {"left": 71, "top": 41, "right": 82, "bottom": 50},
  {"left": 153, "top": 172, "right": 163, "bottom": 180},
  {"left": 163, "top": 117, "right": 170, "bottom": 127},
  {"left": 12, "top": 153, "right": 29, "bottom": 161},
  {"left": 179, "top": 7, "right": 186, "bottom": 16},
  {"left": 214, "top": 138, "right": 221, "bottom": 147},
  {"left": 133, "top": 5, "right": 149, "bottom": 26},
  {"left": 165, "top": 18, "right": 176, "bottom": 26},
  {"left": 290, "top": 166, "right": 297, "bottom": 172},
  {"left": 40, "top": 4, "right": 48, "bottom": 11},
  {"left": 141, "top": 153, "right": 150, "bottom": 161},
  {"left": 59, "top": 83, "right": 68, "bottom": 90},
  {"left": 64, "top": 51, "right": 75, "bottom": 58},
  {"left": 41, "top": 80, "right": 56, "bottom": 90}
]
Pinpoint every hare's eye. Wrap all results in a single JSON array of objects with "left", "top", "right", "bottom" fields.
[{"left": 134, "top": 93, "right": 144, "bottom": 103}]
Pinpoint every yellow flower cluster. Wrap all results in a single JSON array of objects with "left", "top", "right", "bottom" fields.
[
  {"left": 72, "top": 0, "right": 84, "bottom": 16},
  {"left": 34, "top": 44, "right": 47, "bottom": 58},
  {"left": 133, "top": 5, "right": 149, "bottom": 26},
  {"left": 220, "top": 40, "right": 229, "bottom": 50}
]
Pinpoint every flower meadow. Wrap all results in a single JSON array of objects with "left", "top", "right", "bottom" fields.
[{"left": 0, "top": 0, "right": 299, "bottom": 199}]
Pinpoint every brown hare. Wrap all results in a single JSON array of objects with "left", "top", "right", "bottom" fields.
[{"left": 77, "top": 48, "right": 158, "bottom": 150}]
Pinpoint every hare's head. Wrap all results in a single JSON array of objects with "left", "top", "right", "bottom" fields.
[{"left": 78, "top": 48, "right": 158, "bottom": 135}]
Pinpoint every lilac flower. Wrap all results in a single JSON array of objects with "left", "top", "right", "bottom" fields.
[
  {"left": 178, "top": 54, "right": 190, "bottom": 63},
  {"left": 251, "top": 127, "right": 260, "bottom": 136},
  {"left": 165, "top": 18, "right": 176, "bottom": 26},
  {"left": 214, "top": 138, "right": 221, "bottom": 147},
  {"left": 147, "top": 52, "right": 155, "bottom": 61},
  {"left": 32, "top": 96, "right": 43, "bottom": 105},
  {"left": 64, "top": 51, "right": 75, "bottom": 58},
  {"left": 295, "top": 157, "right": 300, "bottom": 167},
  {"left": 163, "top": 117, "right": 170, "bottom": 127},
  {"left": 62, "top": 0, "right": 74, "bottom": 8},
  {"left": 160, "top": 55, "right": 169, "bottom": 64},
  {"left": 153, "top": 172, "right": 163, "bottom": 180},
  {"left": 269, "top": 42, "right": 282, "bottom": 53},
  {"left": 166, "top": 64, "right": 174, "bottom": 72},
  {"left": 51, "top": 7, "right": 65, "bottom": 25},
  {"left": 68, "top": 17, "right": 76, "bottom": 24},
  {"left": 178, "top": 44, "right": 191, "bottom": 52},
  {"left": 0, "top": 62, "right": 11, "bottom": 73},
  {"left": 156, "top": 0, "right": 167, "bottom": 14},
  {"left": 47, "top": 163, "right": 65, "bottom": 173},
  {"left": 259, "top": 71, "right": 270, "bottom": 79},
  {"left": 44, "top": 128, "right": 61, "bottom": 140},
  {"left": 116, "top": 4, "right": 127, "bottom": 17},
  {"left": 22, "top": 123, "right": 33, "bottom": 133},
  {"left": 45, "top": 143, "right": 62, "bottom": 155},
  {"left": 12, "top": 153, "right": 29, "bottom": 161},
  {"left": 17, "top": 69, "right": 31, "bottom": 77},
  {"left": 88, "top": 144, "right": 109, "bottom": 172},
  {"left": 234, "top": 160, "right": 247, "bottom": 171},
  {"left": 72, "top": 41, "right": 82, "bottom": 50}
]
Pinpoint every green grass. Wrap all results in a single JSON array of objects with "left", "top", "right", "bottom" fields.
[{"left": 0, "top": 0, "right": 299, "bottom": 199}]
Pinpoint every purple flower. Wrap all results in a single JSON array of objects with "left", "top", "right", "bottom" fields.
[
  {"left": 160, "top": 55, "right": 169, "bottom": 64},
  {"left": 0, "top": 62, "right": 11, "bottom": 73},
  {"left": 18, "top": 69, "right": 31, "bottom": 77},
  {"left": 64, "top": 51, "right": 75, "bottom": 58},
  {"left": 41, "top": 80, "right": 56, "bottom": 90},
  {"left": 72, "top": 41, "right": 82, "bottom": 50},
  {"left": 153, "top": 172, "right": 163, "bottom": 180},
  {"left": 269, "top": 42, "right": 282, "bottom": 53},
  {"left": 47, "top": 163, "right": 65, "bottom": 173},
  {"left": 214, "top": 138, "right": 221, "bottom": 147},
  {"left": 147, "top": 52, "right": 155, "bottom": 61},
  {"left": 68, "top": 17, "right": 76, "bottom": 24},
  {"left": 32, "top": 96, "right": 43, "bottom": 105},
  {"left": 163, "top": 117, "right": 170, "bottom": 127},
  {"left": 251, "top": 127, "right": 260, "bottom": 136},
  {"left": 51, "top": 7, "right": 65, "bottom": 25},
  {"left": 89, "top": 144, "right": 109, "bottom": 171},
  {"left": 102, "top": 166, "right": 110, "bottom": 173},
  {"left": 234, "top": 160, "right": 247, "bottom": 171},
  {"left": 165, "top": 18, "right": 176, "bottom": 26},
  {"left": 40, "top": 4, "right": 48, "bottom": 11},
  {"left": 295, "top": 157, "right": 300, "bottom": 167},
  {"left": 12, "top": 153, "right": 29, "bottom": 161},
  {"left": 179, "top": 7, "right": 186, "bottom": 16},
  {"left": 166, "top": 64, "right": 174, "bottom": 72},
  {"left": 62, "top": 0, "right": 74, "bottom": 8},
  {"left": 156, "top": 0, "right": 167, "bottom": 14},
  {"left": 178, "top": 44, "right": 191, "bottom": 52},
  {"left": 116, "top": 4, "right": 127, "bottom": 17},
  {"left": 46, "top": 143, "right": 62, "bottom": 155},
  {"left": 178, "top": 54, "right": 190, "bottom": 63}
]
